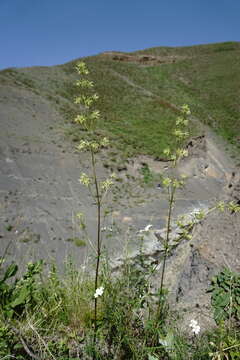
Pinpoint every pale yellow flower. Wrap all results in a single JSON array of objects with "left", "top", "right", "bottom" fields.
[
  {"left": 76, "top": 79, "right": 94, "bottom": 88},
  {"left": 77, "top": 140, "right": 90, "bottom": 151},
  {"left": 162, "top": 177, "right": 172, "bottom": 187},
  {"left": 75, "top": 62, "right": 89, "bottom": 75},
  {"left": 74, "top": 114, "right": 86, "bottom": 125},
  {"left": 181, "top": 104, "right": 191, "bottom": 115},
  {"left": 79, "top": 173, "right": 91, "bottom": 186},
  {"left": 101, "top": 178, "right": 114, "bottom": 191},
  {"left": 101, "top": 137, "right": 110, "bottom": 147}
]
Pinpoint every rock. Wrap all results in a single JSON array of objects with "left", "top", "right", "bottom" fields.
[{"left": 154, "top": 206, "right": 240, "bottom": 330}]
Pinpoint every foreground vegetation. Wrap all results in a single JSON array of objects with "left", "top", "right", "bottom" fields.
[{"left": 1, "top": 257, "right": 240, "bottom": 359}]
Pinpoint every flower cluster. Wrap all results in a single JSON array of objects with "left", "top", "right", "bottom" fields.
[
  {"left": 101, "top": 137, "right": 110, "bottom": 147},
  {"left": 176, "top": 116, "right": 189, "bottom": 126},
  {"left": 101, "top": 173, "right": 116, "bottom": 191},
  {"left": 189, "top": 319, "right": 200, "bottom": 335},
  {"left": 79, "top": 173, "right": 91, "bottom": 187},
  {"left": 94, "top": 286, "right": 104, "bottom": 298},
  {"left": 74, "top": 114, "right": 86, "bottom": 125},
  {"left": 76, "top": 79, "right": 94, "bottom": 88},
  {"left": 74, "top": 94, "right": 99, "bottom": 108},
  {"left": 75, "top": 61, "right": 89, "bottom": 75},
  {"left": 173, "top": 129, "right": 189, "bottom": 139},
  {"left": 162, "top": 176, "right": 185, "bottom": 189},
  {"left": 163, "top": 103, "right": 190, "bottom": 166},
  {"left": 227, "top": 201, "right": 240, "bottom": 213},
  {"left": 181, "top": 104, "right": 191, "bottom": 115},
  {"left": 74, "top": 61, "right": 101, "bottom": 135},
  {"left": 216, "top": 200, "right": 240, "bottom": 213},
  {"left": 176, "top": 148, "right": 188, "bottom": 158}
]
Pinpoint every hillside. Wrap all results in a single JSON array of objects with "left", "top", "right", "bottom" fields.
[
  {"left": 1, "top": 41, "right": 240, "bottom": 159},
  {"left": 0, "top": 41, "right": 240, "bottom": 265}
]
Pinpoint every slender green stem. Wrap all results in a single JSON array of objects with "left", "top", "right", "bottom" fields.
[
  {"left": 157, "top": 186, "right": 175, "bottom": 320},
  {"left": 228, "top": 277, "right": 233, "bottom": 332},
  {"left": 90, "top": 148, "right": 101, "bottom": 350}
]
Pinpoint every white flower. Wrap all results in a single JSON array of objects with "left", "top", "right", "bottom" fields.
[
  {"left": 139, "top": 224, "right": 153, "bottom": 233},
  {"left": 193, "top": 325, "right": 200, "bottom": 335},
  {"left": 94, "top": 286, "right": 104, "bottom": 298},
  {"left": 190, "top": 319, "right": 197, "bottom": 327},
  {"left": 189, "top": 319, "right": 200, "bottom": 335},
  {"left": 145, "top": 224, "right": 153, "bottom": 231},
  {"left": 101, "top": 226, "right": 113, "bottom": 232}
]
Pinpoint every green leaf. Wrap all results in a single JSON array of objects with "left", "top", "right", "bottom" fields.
[
  {"left": 235, "top": 296, "right": 240, "bottom": 305},
  {"left": 10, "top": 286, "right": 29, "bottom": 308},
  {"left": 230, "top": 351, "right": 240, "bottom": 359},
  {"left": 1, "top": 263, "right": 18, "bottom": 283},
  {"left": 215, "top": 293, "right": 230, "bottom": 307},
  {"left": 221, "top": 282, "right": 231, "bottom": 291},
  {"left": 4, "top": 309, "right": 14, "bottom": 319},
  {"left": 148, "top": 355, "right": 159, "bottom": 360},
  {"left": 13, "top": 342, "right": 23, "bottom": 350},
  {"left": 214, "top": 307, "right": 227, "bottom": 322}
]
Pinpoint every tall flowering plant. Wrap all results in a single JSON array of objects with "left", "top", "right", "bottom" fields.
[
  {"left": 74, "top": 62, "right": 115, "bottom": 349},
  {"left": 156, "top": 104, "right": 190, "bottom": 321}
]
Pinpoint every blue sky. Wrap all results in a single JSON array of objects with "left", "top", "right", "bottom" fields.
[{"left": 0, "top": 0, "right": 239, "bottom": 69}]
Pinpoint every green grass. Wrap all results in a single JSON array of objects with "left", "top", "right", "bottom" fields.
[
  {"left": 134, "top": 42, "right": 240, "bottom": 146},
  {"left": 62, "top": 42, "right": 240, "bottom": 155},
  {"left": 62, "top": 56, "right": 192, "bottom": 158}
]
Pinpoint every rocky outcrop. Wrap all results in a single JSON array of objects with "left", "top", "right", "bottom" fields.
[{"left": 101, "top": 51, "right": 186, "bottom": 65}]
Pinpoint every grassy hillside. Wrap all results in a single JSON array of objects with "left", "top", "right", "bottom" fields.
[
  {"left": 134, "top": 41, "right": 240, "bottom": 144},
  {"left": 1, "top": 41, "right": 239, "bottom": 158}
]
